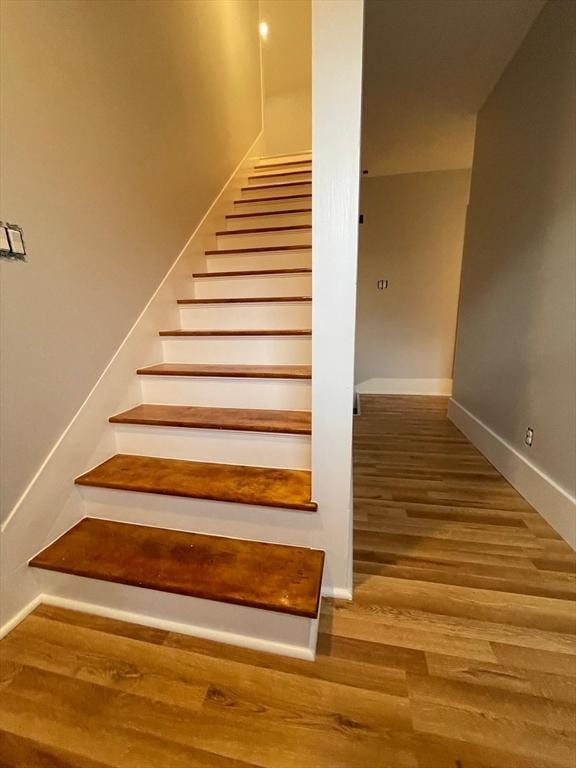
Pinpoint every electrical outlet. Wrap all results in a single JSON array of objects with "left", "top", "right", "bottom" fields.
[
  {"left": 525, "top": 427, "right": 534, "bottom": 447},
  {"left": 377, "top": 279, "right": 389, "bottom": 290}
]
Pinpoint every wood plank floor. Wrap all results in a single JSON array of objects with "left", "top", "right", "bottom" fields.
[{"left": 1, "top": 395, "right": 575, "bottom": 767}]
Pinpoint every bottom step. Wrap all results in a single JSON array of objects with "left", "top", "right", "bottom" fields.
[{"left": 30, "top": 519, "right": 324, "bottom": 618}]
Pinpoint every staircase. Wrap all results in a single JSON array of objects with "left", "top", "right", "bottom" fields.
[{"left": 29, "top": 151, "right": 324, "bottom": 659}]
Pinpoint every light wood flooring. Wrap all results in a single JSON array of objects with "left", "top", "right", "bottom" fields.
[{"left": 1, "top": 395, "right": 575, "bottom": 767}]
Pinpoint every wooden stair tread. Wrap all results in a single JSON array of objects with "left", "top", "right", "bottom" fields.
[
  {"left": 226, "top": 209, "right": 311, "bottom": 219},
  {"left": 75, "top": 455, "right": 317, "bottom": 511},
  {"left": 248, "top": 170, "right": 311, "bottom": 180},
  {"left": 30, "top": 518, "right": 323, "bottom": 617},
  {"left": 255, "top": 160, "right": 311, "bottom": 170},
  {"left": 192, "top": 267, "right": 312, "bottom": 278},
  {"left": 137, "top": 363, "right": 312, "bottom": 379},
  {"left": 205, "top": 244, "right": 311, "bottom": 255},
  {"left": 109, "top": 404, "right": 312, "bottom": 434},
  {"left": 234, "top": 194, "right": 311, "bottom": 205},
  {"left": 177, "top": 296, "right": 311, "bottom": 305},
  {"left": 242, "top": 180, "right": 312, "bottom": 192},
  {"left": 216, "top": 225, "right": 311, "bottom": 235},
  {"left": 159, "top": 329, "right": 311, "bottom": 337}
]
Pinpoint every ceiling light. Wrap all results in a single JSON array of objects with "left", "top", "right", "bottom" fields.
[{"left": 259, "top": 21, "right": 269, "bottom": 40}]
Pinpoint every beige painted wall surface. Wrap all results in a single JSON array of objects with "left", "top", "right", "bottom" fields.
[
  {"left": 355, "top": 170, "right": 471, "bottom": 386},
  {"left": 452, "top": 0, "right": 576, "bottom": 492},
  {"left": 0, "top": 0, "right": 261, "bottom": 520},
  {"left": 259, "top": 0, "right": 311, "bottom": 154}
]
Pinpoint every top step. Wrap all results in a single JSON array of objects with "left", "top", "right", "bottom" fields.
[{"left": 30, "top": 518, "right": 324, "bottom": 618}]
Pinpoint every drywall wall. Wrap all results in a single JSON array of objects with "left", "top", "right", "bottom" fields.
[
  {"left": 0, "top": 0, "right": 262, "bottom": 520},
  {"left": 259, "top": 0, "right": 311, "bottom": 154},
  {"left": 312, "top": 0, "right": 363, "bottom": 597},
  {"left": 355, "top": 170, "right": 471, "bottom": 393},
  {"left": 451, "top": 0, "right": 576, "bottom": 538}
]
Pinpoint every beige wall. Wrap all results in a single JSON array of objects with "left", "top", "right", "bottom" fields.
[
  {"left": 259, "top": 0, "right": 311, "bottom": 155},
  {"left": 0, "top": 0, "right": 261, "bottom": 520},
  {"left": 452, "top": 0, "right": 576, "bottom": 493},
  {"left": 355, "top": 170, "right": 471, "bottom": 388}
]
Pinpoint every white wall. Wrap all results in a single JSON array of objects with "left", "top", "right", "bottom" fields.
[
  {"left": 259, "top": 0, "right": 311, "bottom": 155},
  {"left": 312, "top": 0, "right": 364, "bottom": 597},
  {"left": 355, "top": 170, "right": 470, "bottom": 394},
  {"left": 451, "top": 0, "right": 576, "bottom": 545},
  {"left": 0, "top": 0, "right": 262, "bottom": 521}
]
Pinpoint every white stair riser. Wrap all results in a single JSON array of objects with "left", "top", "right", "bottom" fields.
[
  {"left": 254, "top": 152, "right": 311, "bottom": 165},
  {"left": 241, "top": 183, "right": 311, "bottom": 200},
  {"left": 113, "top": 425, "right": 311, "bottom": 469},
  {"left": 161, "top": 337, "right": 311, "bottom": 365},
  {"left": 140, "top": 376, "right": 312, "bottom": 410},
  {"left": 247, "top": 171, "right": 311, "bottom": 186},
  {"left": 225, "top": 212, "right": 311, "bottom": 230},
  {"left": 36, "top": 570, "right": 318, "bottom": 660},
  {"left": 178, "top": 303, "right": 311, "bottom": 330},
  {"left": 253, "top": 167, "right": 312, "bottom": 179},
  {"left": 192, "top": 274, "right": 311, "bottom": 299},
  {"left": 233, "top": 197, "right": 312, "bottom": 213},
  {"left": 80, "top": 484, "right": 318, "bottom": 551},
  {"left": 216, "top": 229, "right": 310, "bottom": 250},
  {"left": 206, "top": 249, "right": 311, "bottom": 272}
]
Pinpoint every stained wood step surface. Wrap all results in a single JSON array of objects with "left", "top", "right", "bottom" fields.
[
  {"left": 216, "top": 225, "right": 311, "bottom": 236},
  {"left": 159, "top": 329, "right": 311, "bottom": 337},
  {"left": 75, "top": 455, "right": 317, "bottom": 511},
  {"left": 255, "top": 159, "right": 312, "bottom": 170},
  {"left": 193, "top": 267, "right": 312, "bottom": 278},
  {"left": 234, "top": 194, "right": 311, "bottom": 205},
  {"left": 109, "top": 404, "right": 312, "bottom": 434},
  {"left": 248, "top": 170, "right": 311, "bottom": 181},
  {"left": 205, "top": 244, "right": 311, "bottom": 255},
  {"left": 30, "top": 518, "right": 324, "bottom": 617},
  {"left": 137, "top": 363, "right": 312, "bottom": 379},
  {"left": 242, "top": 181, "right": 311, "bottom": 192},
  {"left": 226, "top": 209, "right": 312, "bottom": 219},
  {"left": 177, "top": 296, "right": 311, "bottom": 305}
]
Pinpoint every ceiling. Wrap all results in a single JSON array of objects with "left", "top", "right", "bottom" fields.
[
  {"left": 259, "top": 0, "right": 311, "bottom": 98},
  {"left": 362, "top": 0, "right": 546, "bottom": 177}
]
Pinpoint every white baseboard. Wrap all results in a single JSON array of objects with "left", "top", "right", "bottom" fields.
[
  {"left": 448, "top": 399, "right": 576, "bottom": 549},
  {"left": 0, "top": 595, "right": 42, "bottom": 640},
  {"left": 355, "top": 378, "right": 453, "bottom": 396},
  {"left": 321, "top": 586, "right": 353, "bottom": 600}
]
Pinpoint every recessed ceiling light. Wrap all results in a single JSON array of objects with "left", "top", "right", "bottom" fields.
[{"left": 259, "top": 21, "right": 269, "bottom": 40}]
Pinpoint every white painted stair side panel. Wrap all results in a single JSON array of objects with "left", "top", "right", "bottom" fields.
[
  {"left": 205, "top": 248, "right": 311, "bottom": 272},
  {"left": 225, "top": 211, "right": 311, "bottom": 230},
  {"left": 241, "top": 182, "right": 312, "bottom": 200},
  {"left": 113, "top": 424, "right": 311, "bottom": 469},
  {"left": 216, "top": 229, "right": 311, "bottom": 250},
  {"left": 178, "top": 302, "right": 311, "bottom": 330},
  {"left": 191, "top": 273, "right": 312, "bottom": 299},
  {"left": 161, "top": 336, "right": 311, "bottom": 365},
  {"left": 140, "top": 376, "right": 312, "bottom": 410},
  {"left": 35, "top": 571, "right": 319, "bottom": 660}
]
